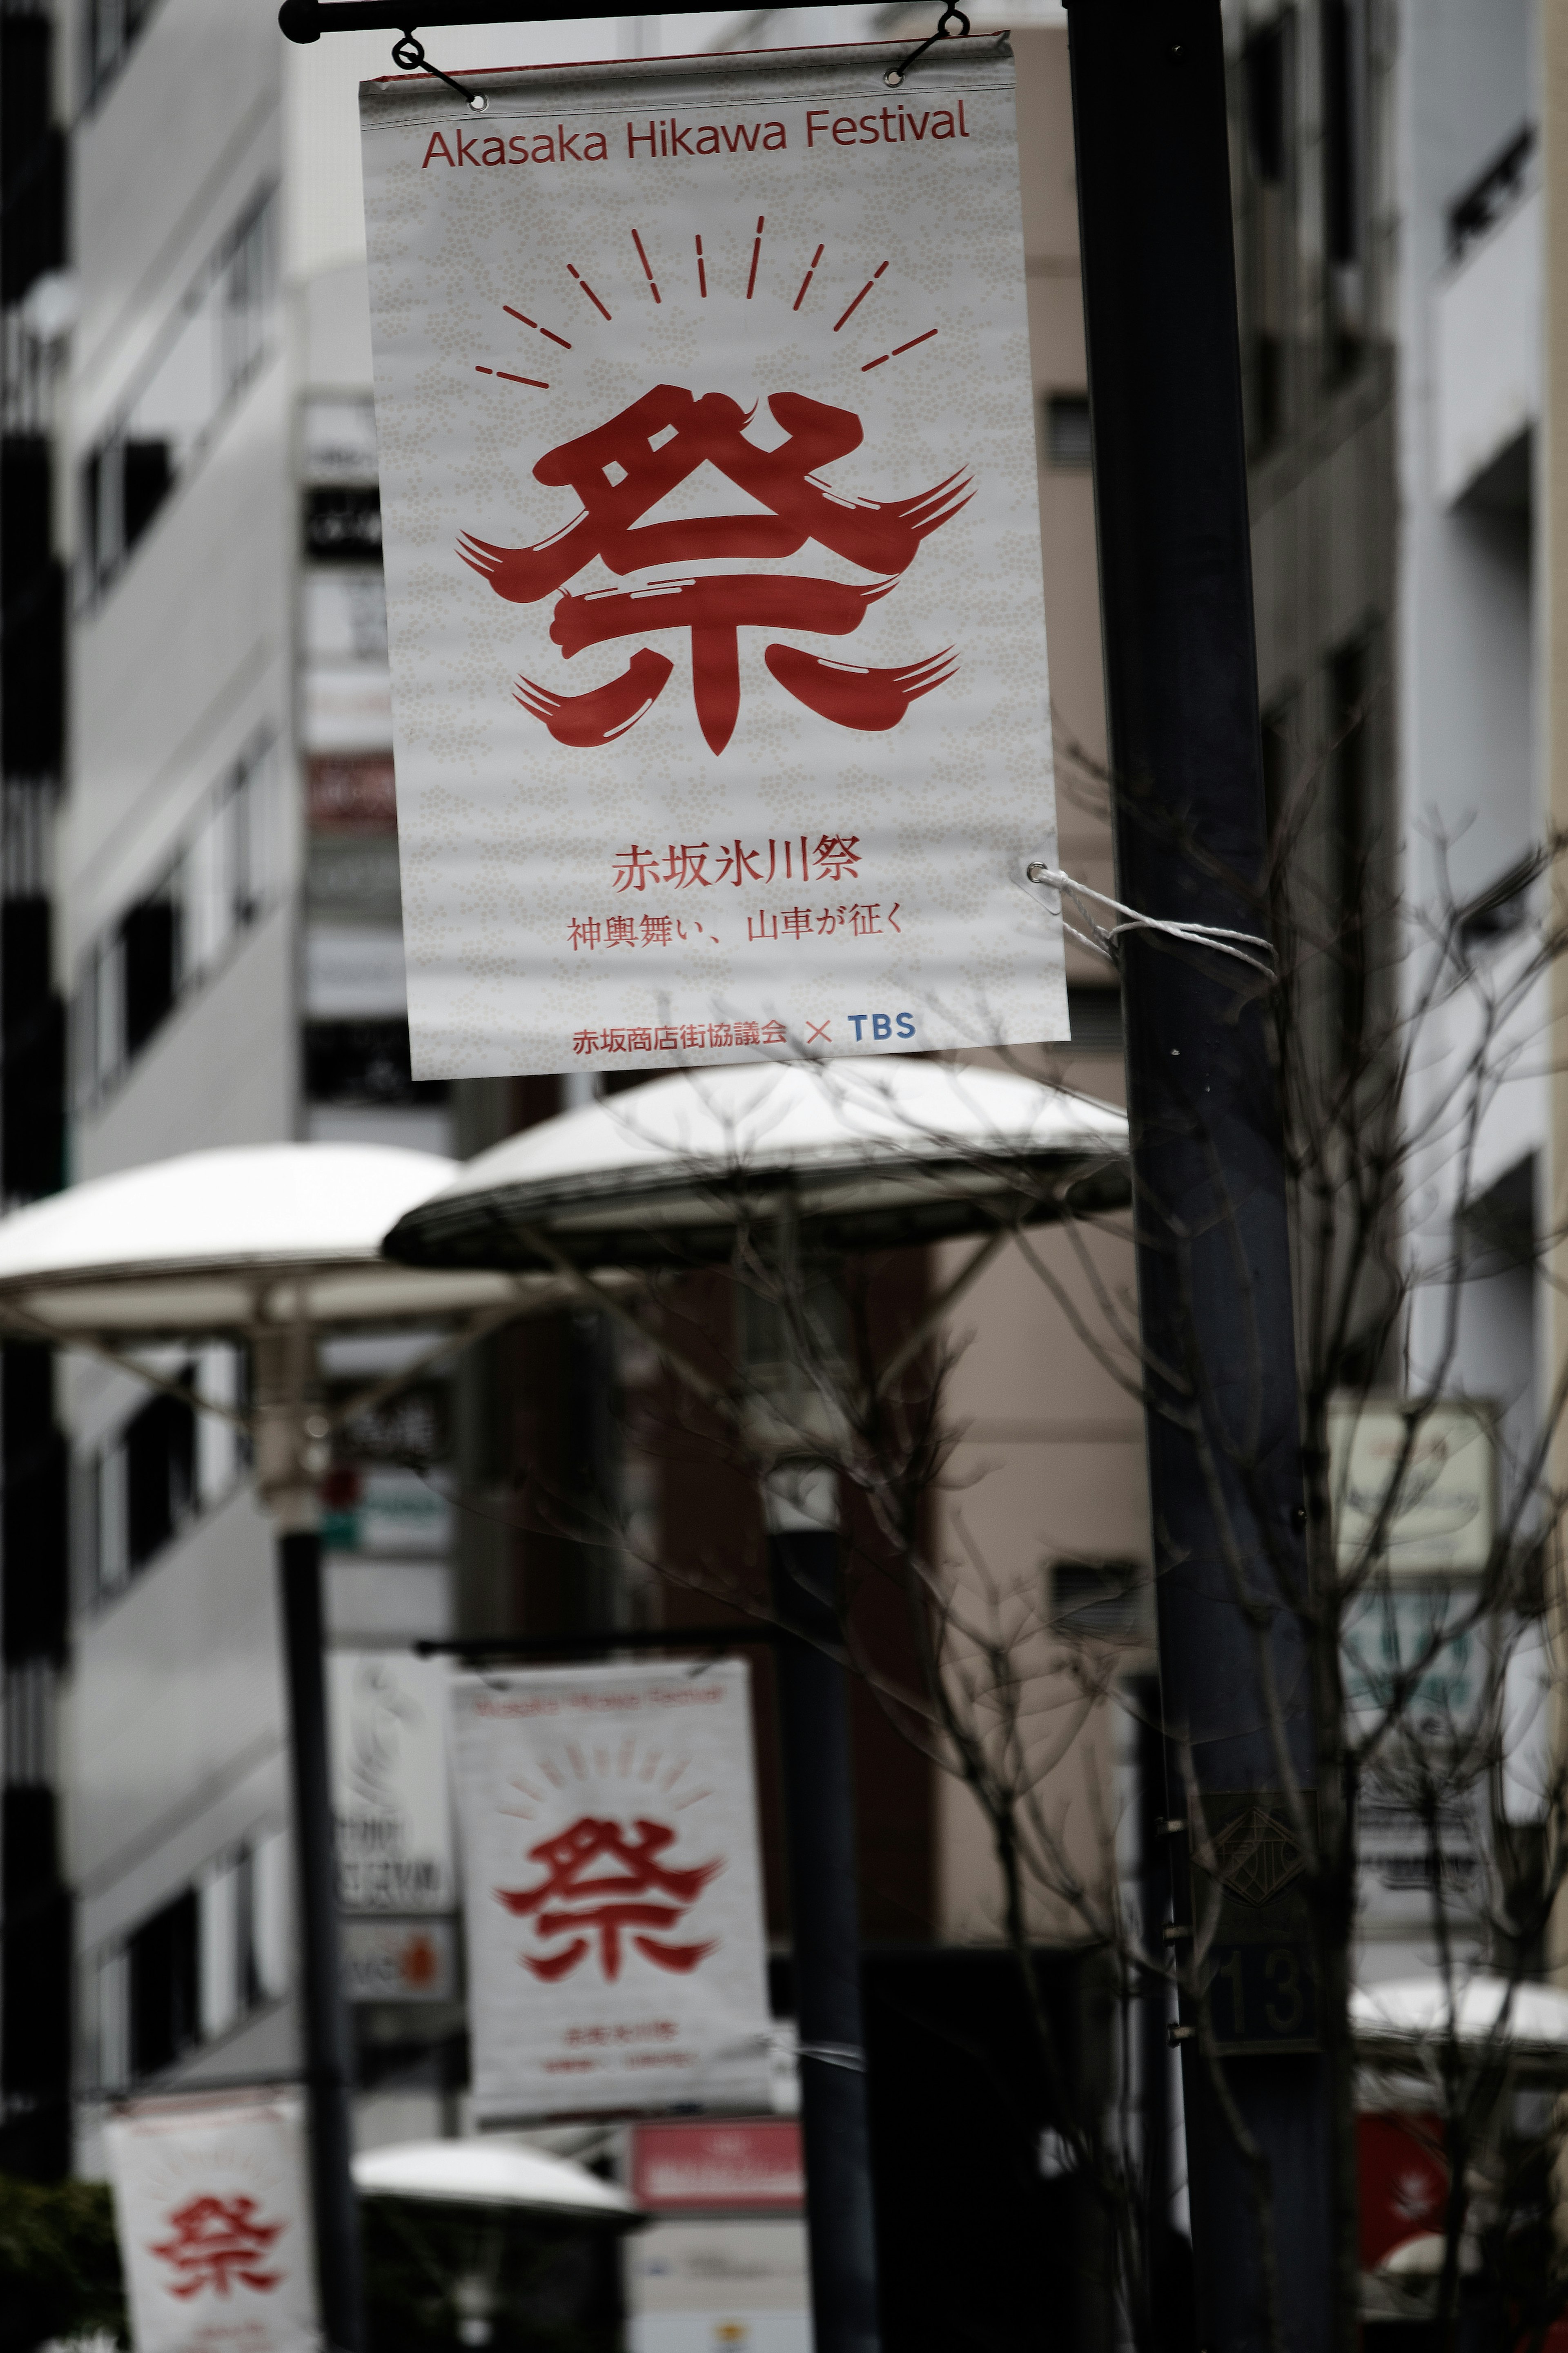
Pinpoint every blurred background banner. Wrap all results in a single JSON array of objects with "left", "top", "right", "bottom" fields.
[
  {"left": 358, "top": 39, "right": 1066, "bottom": 1081},
  {"left": 102, "top": 2090, "right": 317, "bottom": 2353},
  {"left": 450, "top": 1660, "right": 773, "bottom": 2118}
]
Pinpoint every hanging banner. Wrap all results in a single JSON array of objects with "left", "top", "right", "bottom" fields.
[
  {"left": 104, "top": 2092, "right": 316, "bottom": 2353},
  {"left": 328, "top": 1650, "right": 455, "bottom": 1913},
  {"left": 359, "top": 39, "right": 1065, "bottom": 1079},
  {"left": 449, "top": 1659, "right": 772, "bottom": 2118}
]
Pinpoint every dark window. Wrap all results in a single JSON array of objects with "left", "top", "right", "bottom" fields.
[
  {"left": 1329, "top": 642, "right": 1370, "bottom": 1070},
  {"left": 125, "top": 1387, "right": 194, "bottom": 1571},
  {"left": 1, "top": 13, "right": 65, "bottom": 305},
  {"left": 1321, "top": 0, "right": 1358, "bottom": 265},
  {"left": 304, "top": 1019, "right": 447, "bottom": 1107},
  {"left": 1044, "top": 393, "right": 1091, "bottom": 470},
  {"left": 1050, "top": 1559, "right": 1149, "bottom": 1642},
  {"left": 305, "top": 486, "right": 383, "bottom": 564},
  {"left": 121, "top": 439, "right": 174, "bottom": 553},
  {"left": 121, "top": 897, "right": 180, "bottom": 1057},
  {"left": 1449, "top": 128, "right": 1535, "bottom": 265},
  {"left": 2, "top": 1344, "right": 67, "bottom": 1664},
  {"left": 1064, "top": 984, "right": 1123, "bottom": 1056},
  {"left": 1244, "top": 18, "right": 1287, "bottom": 183},
  {"left": 127, "top": 1889, "right": 199, "bottom": 2078},
  {"left": 86, "top": 0, "right": 160, "bottom": 107}
]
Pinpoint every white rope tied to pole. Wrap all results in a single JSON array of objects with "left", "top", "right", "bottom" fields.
[{"left": 1026, "top": 863, "right": 1277, "bottom": 981}]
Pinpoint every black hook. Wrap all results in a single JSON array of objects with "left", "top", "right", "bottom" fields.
[
  {"left": 884, "top": 1, "right": 973, "bottom": 88},
  {"left": 392, "top": 27, "right": 488, "bottom": 111}
]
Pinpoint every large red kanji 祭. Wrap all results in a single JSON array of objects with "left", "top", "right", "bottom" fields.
[
  {"left": 496, "top": 1813, "right": 723, "bottom": 1981},
  {"left": 148, "top": 2194, "right": 285, "bottom": 2299},
  {"left": 459, "top": 386, "right": 968, "bottom": 754}
]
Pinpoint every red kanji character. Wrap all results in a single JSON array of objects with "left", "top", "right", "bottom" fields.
[
  {"left": 716, "top": 839, "right": 766, "bottom": 887},
  {"left": 606, "top": 914, "right": 635, "bottom": 947},
  {"left": 708, "top": 1023, "right": 735, "bottom": 1048},
  {"left": 654, "top": 1026, "right": 679, "bottom": 1050},
  {"left": 604, "top": 1029, "right": 629, "bottom": 1054},
  {"left": 849, "top": 903, "right": 882, "bottom": 937},
  {"left": 678, "top": 1024, "right": 707, "bottom": 1050},
  {"left": 761, "top": 1020, "right": 788, "bottom": 1044},
  {"left": 735, "top": 1021, "right": 760, "bottom": 1046},
  {"left": 495, "top": 1815, "right": 721, "bottom": 1981},
  {"left": 663, "top": 843, "right": 711, "bottom": 889},
  {"left": 572, "top": 1030, "right": 598, "bottom": 1056},
  {"left": 814, "top": 834, "right": 862, "bottom": 883},
  {"left": 613, "top": 845, "right": 662, "bottom": 892},
  {"left": 642, "top": 915, "right": 674, "bottom": 947},
  {"left": 461, "top": 388, "right": 968, "bottom": 754},
  {"left": 782, "top": 906, "right": 814, "bottom": 940},
  {"left": 569, "top": 918, "right": 601, "bottom": 952},
  {"left": 149, "top": 2196, "right": 285, "bottom": 2300},
  {"left": 628, "top": 1027, "right": 653, "bottom": 1052},
  {"left": 747, "top": 911, "right": 778, "bottom": 942}
]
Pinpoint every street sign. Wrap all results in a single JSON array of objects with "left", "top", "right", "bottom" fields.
[
  {"left": 328, "top": 1651, "right": 455, "bottom": 1913},
  {"left": 359, "top": 40, "right": 1065, "bottom": 1080},
  {"left": 1329, "top": 1398, "right": 1494, "bottom": 1575},
  {"left": 105, "top": 2092, "right": 317, "bottom": 2353},
  {"left": 449, "top": 1659, "right": 772, "bottom": 2119}
]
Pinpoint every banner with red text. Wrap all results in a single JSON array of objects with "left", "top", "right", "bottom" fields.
[
  {"left": 104, "top": 2092, "right": 316, "bottom": 2353},
  {"left": 360, "top": 39, "right": 1065, "bottom": 1079},
  {"left": 449, "top": 1660, "right": 772, "bottom": 2119}
]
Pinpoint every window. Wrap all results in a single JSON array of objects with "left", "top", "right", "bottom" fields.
[
  {"left": 1049, "top": 1558, "right": 1151, "bottom": 1644},
  {"left": 1044, "top": 393, "right": 1092, "bottom": 470},
  {"left": 305, "top": 1019, "right": 446, "bottom": 1109},
  {"left": 1321, "top": 0, "right": 1363, "bottom": 374},
  {"left": 85, "top": 0, "right": 160, "bottom": 107},
  {"left": 94, "top": 1827, "right": 289, "bottom": 2090},
  {"left": 305, "top": 485, "right": 383, "bottom": 565},
  {"left": 1329, "top": 641, "right": 1371, "bottom": 1069},
  {"left": 1241, "top": 13, "right": 1294, "bottom": 447},
  {"left": 127, "top": 1889, "right": 198, "bottom": 2078},
  {"left": 1064, "top": 984, "right": 1123, "bottom": 1056},
  {"left": 75, "top": 735, "right": 279, "bottom": 1107},
  {"left": 81, "top": 1346, "right": 243, "bottom": 1601},
  {"left": 81, "top": 191, "right": 276, "bottom": 598}
]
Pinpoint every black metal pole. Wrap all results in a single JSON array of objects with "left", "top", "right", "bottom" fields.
[
  {"left": 768, "top": 1526, "right": 881, "bottom": 2353},
  {"left": 1132, "top": 1676, "right": 1177, "bottom": 2345},
  {"left": 1066, "top": 8, "right": 1331, "bottom": 2353},
  {"left": 278, "top": 1529, "right": 365, "bottom": 2353}
]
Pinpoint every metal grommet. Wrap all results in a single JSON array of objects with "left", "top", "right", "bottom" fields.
[{"left": 884, "top": 68, "right": 903, "bottom": 85}]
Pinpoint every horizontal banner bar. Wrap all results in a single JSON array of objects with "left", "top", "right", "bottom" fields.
[{"left": 280, "top": 0, "right": 822, "bottom": 37}]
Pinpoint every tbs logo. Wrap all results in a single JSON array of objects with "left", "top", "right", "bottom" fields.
[{"left": 846, "top": 1013, "right": 917, "bottom": 1043}]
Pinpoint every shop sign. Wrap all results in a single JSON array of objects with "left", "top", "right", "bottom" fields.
[
  {"left": 359, "top": 40, "right": 1065, "bottom": 1080},
  {"left": 329, "top": 1650, "right": 455, "bottom": 1913},
  {"left": 633, "top": 2120, "right": 804, "bottom": 2211},
  {"left": 104, "top": 2091, "right": 316, "bottom": 2353},
  {"left": 450, "top": 1660, "right": 772, "bottom": 2118},
  {"left": 341, "top": 1916, "right": 458, "bottom": 2003},
  {"left": 1329, "top": 1399, "right": 1494, "bottom": 1574}
]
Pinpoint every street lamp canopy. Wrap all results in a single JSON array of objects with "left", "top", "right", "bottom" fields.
[
  {"left": 383, "top": 1055, "right": 1129, "bottom": 1274},
  {"left": 0, "top": 1143, "right": 558, "bottom": 1341},
  {"left": 353, "top": 2136, "right": 639, "bottom": 2219}
]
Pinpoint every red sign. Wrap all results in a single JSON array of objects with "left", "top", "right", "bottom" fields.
[
  {"left": 307, "top": 753, "right": 397, "bottom": 836},
  {"left": 1358, "top": 2111, "right": 1448, "bottom": 2270},
  {"left": 632, "top": 2120, "right": 803, "bottom": 2212}
]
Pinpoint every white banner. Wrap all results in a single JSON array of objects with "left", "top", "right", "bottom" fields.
[
  {"left": 104, "top": 2092, "right": 316, "bottom": 2353},
  {"left": 449, "top": 1660, "right": 772, "bottom": 2118},
  {"left": 360, "top": 39, "right": 1064, "bottom": 1079},
  {"left": 329, "top": 1650, "right": 455, "bottom": 1913}
]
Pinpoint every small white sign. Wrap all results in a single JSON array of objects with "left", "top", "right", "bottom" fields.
[
  {"left": 1329, "top": 1398, "right": 1494, "bottom": 1575},
  {"left": 341, "top": 1915, "right": 458, "bottom": 2003},
  {"left": 450, "top": 1660, "right": 772, "bottom": 2119},
  {"left": 330, "top": 1651, "right": 455, "bottom": 1914},
  {"left": 105, "top": 2092, "right": 316, "bottom": 2353}
]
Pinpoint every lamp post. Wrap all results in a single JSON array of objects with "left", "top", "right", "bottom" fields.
[
  {"left": 0, "top": 1142, "right": 580, "bottom": 2353},
  {"left": 382, "top": 1054, "right": 1129, "bottom": 2353}
]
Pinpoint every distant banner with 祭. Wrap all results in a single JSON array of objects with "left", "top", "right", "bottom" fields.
[
  {"left": 104, "top": 2092, "right": 316, "bottom": 2353},
  {"left": 449, "top": 1660, "right": 772, "bottom": 2118},
  {"left": 360, "top": 39, "right": 1065, "bottom": 1078}
]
